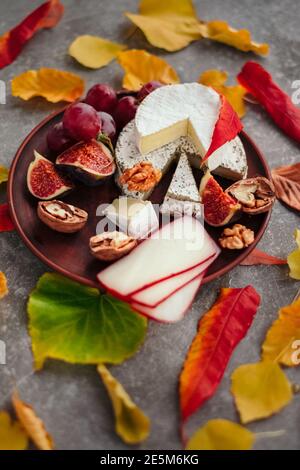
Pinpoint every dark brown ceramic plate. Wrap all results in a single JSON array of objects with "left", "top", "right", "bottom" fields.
[{"left": 8, "top": 109, "right": 272, "bottom": 289}]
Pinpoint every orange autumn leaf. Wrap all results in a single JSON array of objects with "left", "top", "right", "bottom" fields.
[
  {"left": 0, "top": 411, "right": 28, "bottom": 450},
  {"left": 186, "top": 419, "right": 255, "bottom": 450},
  {"left": 199, "top": 69, "right": 247, "bottom": 118},
  {"left": 69, "top": 35, "right": 126, "bottom": 69},
  {"left": 0, "top": 165, "right": 9, "bottom": 184},
  {"left": 231, "top": 361, "right": 292, "bottom": 423},
  {"left": 179, "top": 286, "right": 260, "bottom": 423},
  {"left": 117, "top": 49, "right": 179, "bottom": 91},
  {"left": 198, "top": 20, "right": 269, "bottom": 56},
  {"left": 0, "top": 272, "right": 8, "bottom": 299},
  {"left": 0, "top": 0, "right": 64, "bottom": 69},
  {"left": 12, "top": 391, "right": 54, "bottom": 450},
  {"left": 288, "top": 230, "right": 300, "bottom": 280},
  {"left": 261, "top": 298, "right": 300, "bottom": 366},
  {"left": 125, "top": 0, "right": 202, "bottom": 52},
  {"left": 240, "top": 248, "right": 287, "bottom": 266},
  {"left": 12, "top": 68, "right": 84, "bottom": 103},
  {"left": 272, "top": 163, "right": 300, "bottom": 212}
]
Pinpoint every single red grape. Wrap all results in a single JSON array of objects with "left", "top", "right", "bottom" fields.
[
  {"left": 47, "top": 122, "right": 74, "bottom": 153},
  {"left": 85, "top": 84, "right": 118, "bottom": 113},
  {"left": 63, "top": 102, "right": 101, "bottom": 141},
  {"left": 97, "top": 112, "right": 116, "bottom": 140},
  {"left": 114, "top": 96, "right": 138, "bottom": 130},
  {"left": 137, "top": 81, "right": 163, "bottom": 101}
]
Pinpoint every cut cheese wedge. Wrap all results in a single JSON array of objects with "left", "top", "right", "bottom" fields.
[
  {"left": 131, "top": 274, "right": 204, "bottom": 323},
  {"left": 160, "top": 152, "right": 202, "bottom": 218},
  {"left": 130, "top": 252, "right": 217, "bottom": 308},
  {"left": 135, "top": 83, "right": 242, "bottom": 161},
  {"left": 97, "top": 216, "right": 220, "bottom": 298},
  {"left": 136, "top": 83, "right": 220, "bottom": 155}
]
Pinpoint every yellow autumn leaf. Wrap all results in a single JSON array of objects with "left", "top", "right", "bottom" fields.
[
  {"left": 118, "top": 49, "right": 179, "bottom": 91},
  {"left": 262, "top": 298, "right": 300, "bottom": 367},
  {"left": 97, "top": 365, "right": 150, "bottom": 444},
  {"left": 125, "top": 0, "right": 202, "bottom": 52},
  {"left": 0, "top": 165, "right": 8, "bottom": 184},
  {"left": 12, "top": 391, "right": 54, "bottom": 450},
  {"left": 231, "top": 361, "right": 293, "bottom": 424},
  {"left": 199, "top": 69, "right": 247, "bottom": 118},
  {"left": 288, "top": 229, "right": 300, "bottom": 280},
  {"left": 0, "top": 272, "right": 8, "bottom": 299},
  {"left": 0, "top": 411, "right": 28, "bottom": 450},
  {"left": 186, "top": 419, "right": 255, "bottom": 450},
  {"left": 69, "top": 35, "right": 126, "bottom": 69},
  {"left": 198, "top": 20, "right": 269, "bottom": 56},
  {"left": 12, "top": 68, "right": 84, "bottom": 103}
]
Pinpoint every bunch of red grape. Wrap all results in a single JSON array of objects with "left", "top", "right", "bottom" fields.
[{"left": 47, "top": 81, "right": 162, "bottom": 154}]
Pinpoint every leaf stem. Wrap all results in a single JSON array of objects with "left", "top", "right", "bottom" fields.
[{"left": 255, "top": 429, "right": 286, "bottom": 440}]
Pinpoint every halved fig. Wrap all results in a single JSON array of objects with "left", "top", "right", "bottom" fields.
[
  {"left": 56, "top": 139, "right": 116, "bottom": 186},
  {"left": 199, "top": 171, "right": 241, "bottom": 226},
  {"left": 225, "top": 177, "right": 275, "bottom": 214},
  {"left": 27, "top": 150, "right": 74, "bottom": 200}
]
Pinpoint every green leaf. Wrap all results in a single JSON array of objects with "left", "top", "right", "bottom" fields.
[
  {"left": 28, "top": 273, "right": 147, "bottom": 369},
  {"left": 0, "top": 165, "right": 8, "bottom": 184},
  {"left": 186, "top": 419, "right": 255, "bottom": 450},
  {"left": 97, "top": 133, "right": 115, "bottom": 156},
  {"left": 98, "top": 365, "right": 150, "bottom": 444}
]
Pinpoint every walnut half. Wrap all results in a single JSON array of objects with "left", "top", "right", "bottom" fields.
[
  {"left": 90, "top": 231, "right": 137, "bottom": 261},
  {"left": 119, "top": 162, "right": 162, "bottom": 192},
  {"left": 226, "top": 177, "right": 275, "bottom": 215},
  {"left": 219, "top": 224, "right": 255, "bottom": 250},
  {"left": 38, "top": 200, "right": 88, "bottom": 233}
]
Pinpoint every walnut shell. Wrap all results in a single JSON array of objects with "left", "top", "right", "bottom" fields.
[
  {"left": 37, "top": 200, "right": 88, "bottom": 233},
  {"left": 90, "top": 231, "right": 137, "bottom": 261},
  {"left": 225, "top": 177, "right": 275, "bottom": 215}
]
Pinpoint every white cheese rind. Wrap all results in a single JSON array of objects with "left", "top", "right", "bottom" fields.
[{"left": 135, "top": 83, "right": 221, "bottom": 155}]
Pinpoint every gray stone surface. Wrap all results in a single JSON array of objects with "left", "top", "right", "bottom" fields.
[{"left": 0, "top": 0, "right": 299, "bottom": 450}]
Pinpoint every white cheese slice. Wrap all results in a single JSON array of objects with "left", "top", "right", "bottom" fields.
[
  {"left": 103, "top": 196, "right": 159, "bottom": 239},
  {"left": 160, "top": 152, "right": 202, "bottom": 219},
  {"left": 135, "top": 83, "right": 221, "bottom": 155}
]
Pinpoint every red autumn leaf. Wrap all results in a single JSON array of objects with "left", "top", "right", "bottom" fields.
[
  {"left": 240, "top": 248, "right": 287, "bottom": 266},
  {"left": 0, "top": 0, "right": 64, "bottom": 69},
  {"left": 272, "top": 163, "right": 300, "bottom": 212},
  {"left": 0, "top": 203, "right": 15, "bottom": 232},
  {"left": 179, "top": 286, "right": 260, "bottom": 423},
  {"left": 237, "top": 62, "right": 300, "bottom": 144},
  {"left": 203, "top": 95, "right": 243, "bottom": 162}
]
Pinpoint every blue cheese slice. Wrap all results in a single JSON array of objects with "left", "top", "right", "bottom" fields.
[
  {"left": 115, "top": 120, "right": 181, "bottom": 200},
  {"left": 160, "top": 153, "right": 202, "bottom": 219},
  {"left": 115, "top": 121, "right": 248, "bottom": 201},
  {"left": 103, "top": 197, "right": 159, "bottom": 239},
  {"left": 198, "top": 137, "right": 247, "bottom": 180}
]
